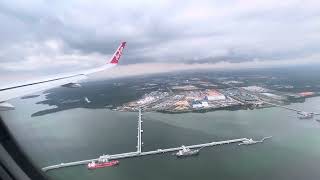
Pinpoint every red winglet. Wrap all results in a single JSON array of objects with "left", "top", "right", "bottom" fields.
[{"left": 110, "top": 42, "right": 126, "bottom": 64}]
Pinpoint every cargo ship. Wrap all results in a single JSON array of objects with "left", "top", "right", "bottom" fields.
[
  {"left": 176, "top": 146, "right": 199, "bottom": 157},
  {"left": 87, "top": 160, "right": 119, "bottom": 169}
]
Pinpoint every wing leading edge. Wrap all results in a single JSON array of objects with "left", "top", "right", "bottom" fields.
[{"left": 0, "top": 42, "right": 126, "bottom": 110}]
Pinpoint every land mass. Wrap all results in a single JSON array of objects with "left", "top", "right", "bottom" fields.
[{"left": 29, "top": 66, "right": 320, "bottom": 117}]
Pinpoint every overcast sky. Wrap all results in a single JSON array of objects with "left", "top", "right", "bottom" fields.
[{"left": 0, "top": 0, "right": 320, "bottom": 79}]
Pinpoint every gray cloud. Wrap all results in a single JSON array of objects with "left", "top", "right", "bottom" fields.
[{"left": 0, "top": 0, "right": 320, "bottom": 74}]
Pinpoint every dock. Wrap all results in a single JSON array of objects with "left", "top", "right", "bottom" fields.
[
  {"left": 42, "top": 138, "right": 248, "bottom": 172},
  {"left": 42, "top": 108, "right": 261, "bottom": 172},
  {"left": 262, "top": 101, "right": 320, "bottom": 116},
  {"left": 263, "top": 101, "right": 303, "bottom": 113},
  {"left": 137, "top": 108, "right": 142, "bottom": 153}
]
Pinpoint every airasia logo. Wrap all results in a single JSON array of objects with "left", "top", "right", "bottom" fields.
[
  {"left": 110, "top": 43, "right": 125, "bottom": 64},
  {"left": 116, "top": 47, "right": 123, "bottom": 60}
]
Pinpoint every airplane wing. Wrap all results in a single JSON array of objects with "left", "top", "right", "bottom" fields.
[{"left": 0, "top": 42, "right": 126, "bottom": 110}]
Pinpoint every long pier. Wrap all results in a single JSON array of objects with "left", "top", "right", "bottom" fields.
[
  {"left": 262, "top": 101, "right": 301, "bottom": 113},
  {"left": 42, "top": 108, "right": 256, "bottom": 172},
  {"left": 262, "top": 101, "right": 320, "bottom": 115},
  {"left": 137, "top": 108, "right": 142, "bottom": 153},
  {"left": 42, "top": 138, "right": 248, "bottom": 172}
]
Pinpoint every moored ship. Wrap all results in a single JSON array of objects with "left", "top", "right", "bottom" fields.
[
  {"left": 175, "top": 146, "right": 200, "bottom": 157},
  {"left": 87, "top": 160, "right": 119, "bottom": 169}
]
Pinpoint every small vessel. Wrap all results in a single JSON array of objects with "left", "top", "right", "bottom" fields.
[
  {"left": 176, "top": 145, "right": 199, "bottom": 157},
  {"left": 238, "top": 138, "right": 258, "bottom": 145},
  {"left": 298, "top": 114, "right": 313, "bottom": 119},
  {"left": 238, "top": 136, "right": 272, "bottom": 145},
  {"left": 297, "top": 112, "right": 314, "bottom": 119},
  {"left": 87, "top": 160, "right": 119, "bottom": 169}
]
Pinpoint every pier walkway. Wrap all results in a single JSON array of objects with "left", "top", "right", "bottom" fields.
[
  {"left": 42, "top": 108, "right": 260, "bottom": 172},
  {"left": 262, "top": 101, "right": 320, "bottom": 115},
  {"left": 42, "top": 138, "right": 248, "bottom": 172}
]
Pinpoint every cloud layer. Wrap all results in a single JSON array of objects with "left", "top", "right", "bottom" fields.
[{"left": 0, "top": 0, "right": 320, "bottom": 76}]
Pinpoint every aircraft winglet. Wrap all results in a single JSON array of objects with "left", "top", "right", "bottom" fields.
[{"left": 110, "top": 42, "right": 126, "bottom": 64}]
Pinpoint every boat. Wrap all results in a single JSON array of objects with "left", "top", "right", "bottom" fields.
[
  {"left": 297, "top": 112, "right": 314, "bottom": 119},
  {"left": 298, "top": 114, "right": 313, "bottom": 119},
  {"left": 175, "top": 146, "right": 199, "bottom": 157},
  {"left": 87, "top": 160, "right": 119, "bottom": 169},
  {"left": 238, "top": 138, "right": 257, "bottom": 145},
  {"left": 238, "top": 136, "right": 272, "bottom": 145}
]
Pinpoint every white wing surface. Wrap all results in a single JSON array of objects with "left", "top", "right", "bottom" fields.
[{"left": 0, "top": 42, "right": 126, "bottom": 110}]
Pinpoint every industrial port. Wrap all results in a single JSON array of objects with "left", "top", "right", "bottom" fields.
[
  {"left": 113, "top": 75, "right": 320, "bottom": 121},
  {"left": 116, "top": 82, "right": 317, "bottom": 115},
  {"left": 39, "top": 73, "right": 319, "bottom": 172},
  {"left": 36, "top": 71, "right": 319, "bottom": 172},
  {"left": 42, "top": 108, "right": 271, "bottom": 172},
  {"left": 29, "top": 71, "right": 320, "bottom": 117}
]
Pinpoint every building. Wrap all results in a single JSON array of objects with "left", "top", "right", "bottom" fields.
[
  {"left": 174, "top": 100, "right": 190, "bottom": 109},
  {"left": 201, "top": 101, "right": 209, "bottom": 107},
  {"left": 192, "top": 100, "right": 203, "bottom": 108},
  {"left": 192, "top": 104, "right": 202, "bottom": 108},
  {"left": 260, "top": 93, "right": 284, "bottom": 100},
  {"left": 242, "top": 86, "right": 268, "bottom": 93},
  {"left": 299, "top": 92, "right": 315, "bottom": 97},
  {"left": 137, "top": 96, "right": 155, "bottom": 105},
  {"left": 206, "top": 89, "right": 226, "bottom": 101}
]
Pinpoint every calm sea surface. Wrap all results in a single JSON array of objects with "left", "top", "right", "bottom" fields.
[{"left": 2, "top": 95, "right": 320, "bottom": 180}]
